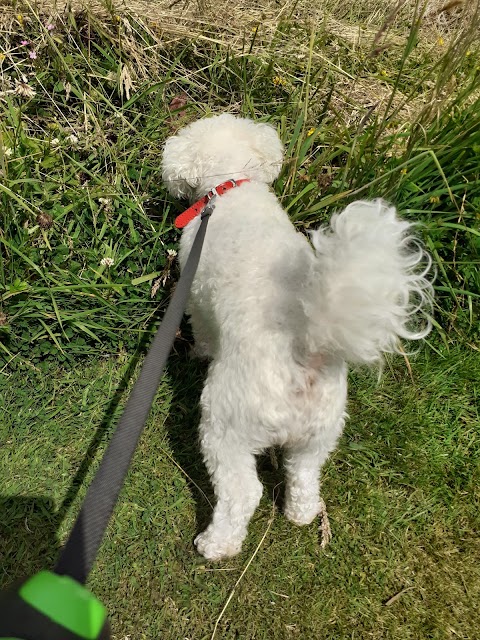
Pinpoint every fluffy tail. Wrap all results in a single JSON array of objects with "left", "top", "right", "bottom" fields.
[{"left": 305, "top": 199, "right": 434, "bottom": 364}]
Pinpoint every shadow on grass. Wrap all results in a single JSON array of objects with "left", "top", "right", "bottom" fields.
[
  {"left": 0, "top": 496, "right": 59, "bottom": 589},
  {"left": 56, "top": 339, "right": 150, "bottom": 523},
  {"left": 163, "top": 338, "right": 213, "bottom": 535},
  {"left": 0, "top": 334, "right": 151, "bottom": 589},
  {"left": 0, "top": 321, "right": 285, "bottom": 588},
  {"left": 0, "top": 322, "right": 209, "bottom": 588}
]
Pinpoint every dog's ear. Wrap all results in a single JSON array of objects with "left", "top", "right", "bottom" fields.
[
  {"left": 161, "top": 132, "right": 201, "bottom": 200},
  {"left": 241, "top": 120, "right": 284, "bottom": 183}
]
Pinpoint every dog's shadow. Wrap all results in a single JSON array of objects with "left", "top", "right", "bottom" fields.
[
  {"left": 164, "top": 335, "right": 285, "bottom": 537},
  {"left": 163, "top": 344, "right": 213, "bottom": 533},
  {"left": 0, "top": 341, "right": 147, "bottom": 589},
  {"left": 0, "top": 496, "right": 59, "bottom": 588}
]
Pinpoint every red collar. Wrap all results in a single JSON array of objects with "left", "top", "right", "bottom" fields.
[{"left": 174, "top": 178, "right": 250, "bottom": 229}]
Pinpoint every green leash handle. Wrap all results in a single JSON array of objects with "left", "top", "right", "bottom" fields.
[{"left": 0, "top": 572, "right": 109, "bottom": 639}]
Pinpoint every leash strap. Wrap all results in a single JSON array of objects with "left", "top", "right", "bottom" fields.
[{"left": 54, "top": 205, "right": 213, "bottom": 585}]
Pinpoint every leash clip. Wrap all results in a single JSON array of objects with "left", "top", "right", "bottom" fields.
[{"left": 201, "top": 195, "right": 217, "bottom": 219}]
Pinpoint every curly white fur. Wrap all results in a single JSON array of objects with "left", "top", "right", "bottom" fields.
[
  {"left": 306, "top": 200, "right": 433, "bottom": 363},
  {"left": 162, "top": 113, "right": 434, "bottom": 560}
]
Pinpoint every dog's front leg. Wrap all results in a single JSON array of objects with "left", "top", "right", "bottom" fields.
[
  {"left": 189, "top": 306, "right": 215, "bottom": 360},
  {"left": 195, "top": 422, "right": 263, "bottom": 561}
]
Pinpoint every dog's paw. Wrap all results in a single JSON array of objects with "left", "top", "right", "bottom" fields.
[
  {"left": 285, "top": 498, "right": 332, "bottom": 547},
  {"left": 194, "top": 528, "right": 242, "bottom": 561},
  {"left": 284, "top": 500, "right": 321, "bottom": 526}
]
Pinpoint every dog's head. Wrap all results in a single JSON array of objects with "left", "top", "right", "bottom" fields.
[{"left": 161, "top": 113, "right": 284, "bottom": 201}]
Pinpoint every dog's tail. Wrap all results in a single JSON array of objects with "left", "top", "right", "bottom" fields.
[{"left": 304, "top": 199, "right": 434, "bottom": 364}]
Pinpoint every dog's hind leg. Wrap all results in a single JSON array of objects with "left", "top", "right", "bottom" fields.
[
  {"left": 283, "top": 418, "right": 344, "bottom": 528},
  {"left": 194, "top": 417, "right": 263, "bottom": 561},
  {"left": 283, "top": 441, "right": 325, "bottom": 526}
]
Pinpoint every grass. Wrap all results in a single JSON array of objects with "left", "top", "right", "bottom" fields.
[
  {"left": 0, "top": 0, "right": 479, "bottom": 638},
  {"left": 1, "top": 344, "right": 479, "bottom": 638},
  {"left": 0, "top": 0, "right": 479, "bottom": 362}
]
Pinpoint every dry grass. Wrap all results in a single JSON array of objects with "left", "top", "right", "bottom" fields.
[
  {"left": 2, "top": 0, "right": 476, "bottom": 46},
  {"left": 1, "top": 0, "right": 475, "bottom": 123}
]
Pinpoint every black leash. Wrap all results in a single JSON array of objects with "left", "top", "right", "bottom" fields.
[{"left": 55, "top": 205, "right": 212, "bottom": 584}]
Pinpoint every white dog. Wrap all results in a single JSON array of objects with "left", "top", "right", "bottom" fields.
[{"left": 162, "top": 113, "right": 433, "bottom": 561}]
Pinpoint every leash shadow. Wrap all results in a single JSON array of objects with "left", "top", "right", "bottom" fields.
[{"left": 56, "top": 342, "right": 150, "bottom": 525}]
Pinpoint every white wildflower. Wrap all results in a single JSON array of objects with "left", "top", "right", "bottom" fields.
[
  {"left": 167, "top": 249, "right": 177, "bottom": 258},
  {"left": 51, "top": 137, "right": 60, "bottom": 147},
  {"left": 15, "top": 80, "right": 36, "bottom": 98},
  {"left": 66, "top": 134, "right": 79, "bottom": 145},
  {"left": 100, "top": 257, "right": 114, "bottom": 267},
  {"left": 4, "top": 147, "right": 13, "bottom": 157},
  {"left": 98, "top": 197, "right": 113, "bottom": 212}
]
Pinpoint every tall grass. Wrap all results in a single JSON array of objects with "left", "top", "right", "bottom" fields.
[{"left": 0, "top": 1, "right": 479, "bottom": 365}]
